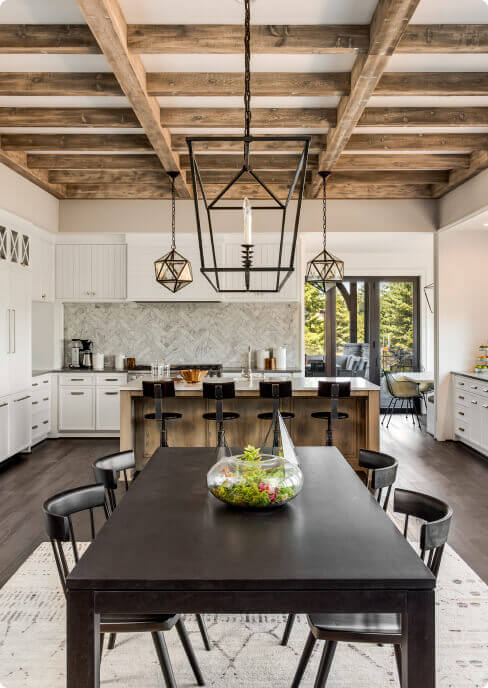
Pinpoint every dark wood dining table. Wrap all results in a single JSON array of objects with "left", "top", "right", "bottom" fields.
[{"left": 67, "top": 446, "right": 436, "bottom": 687}]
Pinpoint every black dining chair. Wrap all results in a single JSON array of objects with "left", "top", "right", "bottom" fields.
[
  {"left": 382, "top": 372, "right": 422, "bottom": 429},
  {"left": 311, "top": 380, "right": 351, "bottom": 446},
  {"left": 43, "top": 484, "right": 205, "bottom": 688},
  {"left": 289, "top": 488, "right": 453, "bottom": 688},
  {"left": 281, "top": 448, "right": 400, "bottom": 648},
  {"left": 257, "top": 380, "right": 294, "bottom": 452},
  {"left": 143, "top": 380, "right": 182, "bottom": 447},
  {"left": 202, "top": 380, "right": 240, "bottom": 455},
  {"left": 92, "top": 451, "right": 212, "bottom": 652}
]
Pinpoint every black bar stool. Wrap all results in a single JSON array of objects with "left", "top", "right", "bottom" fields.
[
  {"left": 311, "top": 380, "right": 351, "bottom": 446},
  {"left": 202, "top": 380, "right": 239, "bottom": 455},
  {"left": 257, "top": 380, "right": 294, "bottom": 452},
  {"left": 143, "top": 380, "right": 182, "bottom": 447}
]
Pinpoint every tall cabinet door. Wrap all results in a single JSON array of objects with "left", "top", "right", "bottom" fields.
[
  {"left": 91, "top": 245, "right": 127, "bottom": 299},
  {"left": 0, "top": 261, "right": 10, "bottom": 398},
  {"left": 8, "top": 264, "right": 32, "bottom": 394}
]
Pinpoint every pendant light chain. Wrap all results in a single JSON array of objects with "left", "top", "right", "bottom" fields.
[
  {"left": 322, "top": 173, "right": 328, "bottom": 254},
  {"left": 171, "top": 174, "right": 176, "bottom": 250},
  {"left": 244, "top": 0, "right": 251, "bottom": 138}
]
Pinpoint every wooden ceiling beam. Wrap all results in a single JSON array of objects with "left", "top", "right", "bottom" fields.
[
  {"left": 49, "top": 169, "right": 170, "bottom": 184},
  {"left": 314, "top": 0, "right": 423, "bottom": 191},
  {"left": 0, "top": 107, "right": 140, "bottom": 128},
  {"left": 0, "top": 147, "right": 66, "bottom": 198},
  {"left": 27, "top": 154, "right": 163, "bottom": 169},
  {"left": 2, "top": 24, "right": 487, "bottom": 55},
  {"left": 0, "top": 72, "right": 122, "bottom": 96},
  {"left": 178, "top": 153, "right": 319, "bottom": 170},
  {"left": 161, "top": 107, "right": 336, "bottom": 128},
  {"left": 359, "top": 107, "right": 488, "bottom": 127},
  {"left": 334, "top": 154, "right": 469, "bottom": 170},
  {"left": 376, "top": 72, "right": 488, "bottom": 96},
  {"left": 186, "top": 169, "right": 447, "bottom": 185},
  {"left": 147, "top": 72, "right": 350, "bottom": 97},
  {"left": 1, "top": 134, "right": 152, "bottom": 152},
  {"left": 75, "top": 0, "right": 190, "bottom": 197},
  {"left": 345, "top": 133, "right": 488, "bottom": 152},
  {"left": 431, "top": 150, "right": 488, "bottom": 197},
  {"left": 171, "top": 134, "right": 323, "bottom": 152},
  {"left": 66, "top": 183, "right": 171, "bottom": 199}
]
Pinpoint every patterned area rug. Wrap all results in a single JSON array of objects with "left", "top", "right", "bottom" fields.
[{"left": 0, "top": 543, "right": 486, "bottom": 687}]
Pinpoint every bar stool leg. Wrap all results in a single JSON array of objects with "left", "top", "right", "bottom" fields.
[
  {"left": 326, "top": 416, "right": 333, "bottom": 446},
  {"left": 160, "top": 418, "right": 168, "bottom": 448}
]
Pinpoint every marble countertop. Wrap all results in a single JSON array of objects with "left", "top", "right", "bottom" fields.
[
  {"left": 452, "top": 371, "right": 488, "bottom": 382},
  {"left": 120, "top": 375, "right": 380, "bottom": 394}
]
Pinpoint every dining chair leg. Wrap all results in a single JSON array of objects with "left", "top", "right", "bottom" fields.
[
  {"left": 151, "top": 631, "right": 177, "bottom": 688},
  {"left": 313, "top": 640, "right": 337, "bottom": 688},
  {"left": 394, "top": 643, "right": 402, "bottom": 686},
  {"left": 196, "top": 614, "right": 212, "bottom": 651},
  {"left": 381, "top": 399, "right": 393, "bottom": 425},
  {"left": 100, "top": 633, "right": 105, "bottom": 657},
  {"left": 281, "top": 613, "right": 296, "bottom": 646},
  {"left": 175, "top": 619, "right": 205, "bottom": 686},
  {"left": 291, "top": 630, "right": 316, "bottom": 688},
  {"left": 386, "top": 400, "right": 397, "bottom": 428},
  {"left": 108, "top": 633, "right": 116, "bottom": 650}
]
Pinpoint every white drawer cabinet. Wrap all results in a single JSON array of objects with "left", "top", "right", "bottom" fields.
[
  {"left": 96, "top": 388, "right": 120, "bottom": 431},
  {"left": 452, "top": 373, "right": 488, "bottom": 456},
  {"left": 95, "top": 374, "right": 126, "bottom": 386},
  {"left": 59, "top": 373, "right": 93, "bottom": 386},
  {"left": 59, "top": 386, "right": 95, "bottom": 431},
  {"left": 0, "top": 398, "right": 8, "bottom": 463},
  {"left": 31, "top": 375, "right": 51, "bottom": 445},
  {"left": 8, "top": 391, "right": 32, "bottom": 456}
]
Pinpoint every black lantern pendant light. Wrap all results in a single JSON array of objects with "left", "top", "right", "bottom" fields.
[
  {"left": 186, "top": 0, "right": 311, "bottom": 293},
  {"left": 154, "top": 171, "right": 193, "bottom": 293},
  {"left": 305, "top": 171, "right": 344, "bottom": 293}
]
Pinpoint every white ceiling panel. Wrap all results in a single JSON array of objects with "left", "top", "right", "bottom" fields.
[
  {"left": 171, "top": 127, "right": 327, "bottom": 134},
  {"left": 411, "top": 0, "right": 488, "bottom": 23},
  {"left": 354, "top": 126, "right": 488, "bottom": 134},
  {"left": 0, "top": 0, "right": 85, "bottom": 23},
  {"left": 0, "top": 54, "right": 112, "bottom": 72},
  {"left": 0, "top": 96, "right": 131, "bottom": 107},
  {"left": 141, "top": 54, "right": 355, "bottom": 73},
  {"left": 0, "top": 127, "right": 144, "bottom": 134},
  {"left": 368, "top": 96, "right": 488, "bottom": 107},
  {"left": 118, "top": 0, "right": 378, "bottom": 25},
  {"left": 157, "top": 96, "right": 341, "bottom": 108},
  {"left": 387, "top": 54, "right": 488, "bottom": 72}
]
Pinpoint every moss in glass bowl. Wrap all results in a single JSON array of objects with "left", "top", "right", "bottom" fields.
[{"left": 207, "top": 445, "right": 303, "bottom": 509}]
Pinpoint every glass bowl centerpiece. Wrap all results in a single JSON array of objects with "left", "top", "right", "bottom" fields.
[{"left": 207, "top": 414, "right": 303, "bottom": 509}]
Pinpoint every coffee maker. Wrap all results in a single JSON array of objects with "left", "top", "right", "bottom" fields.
[{"left": 80, "top": 339, "right": 93, "bottom": 368}]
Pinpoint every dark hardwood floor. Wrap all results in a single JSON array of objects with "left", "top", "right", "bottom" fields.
[{"left": 0, "top": 420, "right": 487, "bottom": 587}]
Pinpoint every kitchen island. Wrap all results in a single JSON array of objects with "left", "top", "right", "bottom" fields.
[{"left": 120, "top": 376, "right": 380, "bottom": 470}]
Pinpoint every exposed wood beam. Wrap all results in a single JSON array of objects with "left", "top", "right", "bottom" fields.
[
  {"left": 344, "top": 134, "right": 488, "bottom": 152},
  {"left": 0, "top": 147, "right": 66, "bottom": 198},
  {"left": 161, "top": 107, "right": 336, "bottom": 128},
  {"left": 147, "top": 72, "right": 349, "bottom": 97},
  {"left": 66, "top": 183, "right": 171, "bottom": 199},
  {"left": 75, "top": 0, "right": 189, "bottom": 197},
  {"left": 397, "top": 24, "right": 488, "bottom": 53},
  {"left": 179, "top": 154, "right": 319, "bottom": 170},
  {"left": 1, "top": 134, "right": 152, "bottom": 151},
  {"left": 334, "top": 154, "right": 469, "bottom": 170},
  {"left": 49, "top": 169, "right": 170, "bottom": 184},
  {"left": 315, "top": 0, "right": 423, "bottom": 190},
  {"left": 0, "top": 107, "right": 140, "bottom": 128},
  {"left": 171, "top": 134, "right": 323, "bottom": 152},
  {"left": 2, "top": 24, "right": 486, "bottom": 55},
  {"left": 359, "top": 107, "right": 488, "bottom": 127},
  {"left": 28, "top": 154, "right": 163, "bottom": 169},
  {"left": 127, "top": 24, "right": 370, "bottom": 54},
  {"left": 0, "top": 72, "right": 122, "bottom": 96},
  {"left": 431, "top": 150, "right": 488, "bottom": 197},
  {"left": 376, "top": 72, "right": 488, "bottom": 96},
  {"left": 188, "top": 170, "right": 448, "bottom": 185},
  {"left": 0, "top": 24, "right": 99, "bottom": 54}
]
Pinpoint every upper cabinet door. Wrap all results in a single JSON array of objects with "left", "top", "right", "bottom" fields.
[
  {"left": 56, "top": 244, "right": 126, "bottom": 300},
  {"left": 0, "top": 261, "right": 10, "bottom": 398},
  {"left": 42, "top": 240, "right": 55, "bottom": 301},
  {"left": 74, "top": 245, "right": 92, "bottom": 298},
  {"left": 91, "top": 245, "right": 127, "bottom": 299}
]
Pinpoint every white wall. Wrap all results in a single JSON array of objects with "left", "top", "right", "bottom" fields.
[
  {"left": 59, "top": 198, "right": 437, "bottom": 234},
  {"left": 0, "top": 163, "right": 59, "bottom": 234},
  {"left": 435, "top": 227, "right": 488, "bottom": 440},
  {"left": 438, "top": 168, "right": 488, "bottom": 230}
]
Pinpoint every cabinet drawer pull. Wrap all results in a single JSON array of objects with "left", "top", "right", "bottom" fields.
[
  {"left": 483, "top": 404, "right": 488, "bottom": 409},
  {"left": 70, "top": 378, "right": 84, "bottom": 381},
  {"left": 458, "top": 427, "right": 465, "bottom": 432},
  {"left": 104, "top": 391, "right": 119, "bottom": 395},
  {"left": 458, "top": 382, "right": 465, "bottom": 386},
  {"left": 471, "top": 400, "right": 478, "bottom": 405},
  {"left": 42, "top": 420, "right": 49, "bottom": 425},
  {"left": 43, "top": 397, "right": 49, "bottom": 401},
  {"left": 458, "top": 395, "right": 465, "bottom": 400},
  {"left": 458, "top": 411, "right": 465, "bottom": 416},
  {"left": 483, "top": 388, "right": 488, "bottom": 393},
  {"left": 0, "top": 402, "right": 7, "bottom": 408},
  {"left": 32, "top": 382, "right": 39, "bottom": 387},
  {"left": 104, "top": 378, "right": 118, "bottom": 382},
  {"left": 32, "top": 424, "right": 38, "bottom": 430},
  {"left": 470, "top": 385, "right": 478, "bottom": 390},
  {"left": 43, "top": 380, "right": 49, "bottom": 384},
  {"left": 70, "top": 392, "right": 84, "bottom": 396},
  {"left": 14, "top": 395, "right": 30, "bottom": 402},
  {"left": 32, "top": 401, "right": 38, "bottom": 405}
]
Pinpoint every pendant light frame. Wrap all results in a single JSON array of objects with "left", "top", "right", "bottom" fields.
[
  {"left": 305, "top": 171, "right": 344, "bottom": 293},
  {"left": 154, "top": 171, "right": 193, "bottom": 293},
  {"left": 186, "top": 0, "right": 311, "bottom": 293}
]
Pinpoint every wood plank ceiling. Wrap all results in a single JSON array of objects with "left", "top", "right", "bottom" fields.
[{"left": 0, "top": 0, "right": 487, "bottom": 201}]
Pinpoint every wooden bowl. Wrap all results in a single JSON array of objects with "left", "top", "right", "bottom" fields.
[{"left": 180, "top": 369, "right": 208, "bottom": 384}]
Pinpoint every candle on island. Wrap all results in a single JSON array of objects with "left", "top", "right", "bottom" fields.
[{"left": 243, "top": 197, "right": 252, "bottom": 245}]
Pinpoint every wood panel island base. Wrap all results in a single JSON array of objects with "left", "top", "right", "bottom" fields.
[{"left": 120, "top": 377, "right": 380, "bottom": 470}]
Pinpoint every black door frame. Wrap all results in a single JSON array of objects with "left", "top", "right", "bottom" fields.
[{"left": 324, "top": 276, "right": 421, "bottom": 385}]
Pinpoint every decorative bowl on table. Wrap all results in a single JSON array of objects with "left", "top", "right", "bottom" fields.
[
  {"left": 180, "top": 369, "right": 208, "bottom": 384},
  {"left": 207, "top": 445, "right": 303, "bottom": 509}
]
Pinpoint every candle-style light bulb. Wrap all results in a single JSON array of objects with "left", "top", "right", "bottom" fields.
[{"left": 243, "top": 196, "right": 252, "bottom": 245}]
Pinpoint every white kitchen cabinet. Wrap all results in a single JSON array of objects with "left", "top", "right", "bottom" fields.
[
  {"left": 96, "top": 387, "right": 120, "bottom": 431},
  {"left": 56, "top": 244, "right": 126, "bottom": 300},
  {"left": 452, "top": 373, "right": 488, "bottom": 457},
  {"left": 480, "top": 401, "right": 488, "bottom": 449},
  {"left": 31, "top": 234, "right": 55, "bottom": 302},
  {"left": 0, "top": 397, "right": 8, "bottom": 463},
  {"left": 59, "top": 386, "right": 95, "bottom": 431},
  {"left": 0, "top": 261, "right": 9, "bottom": 398},
  {"left": 8, "top": 391, "right": 31, "bottom": 456},
  {"left": 8, "top": 264, "right": 32, "bottom": 395}
]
